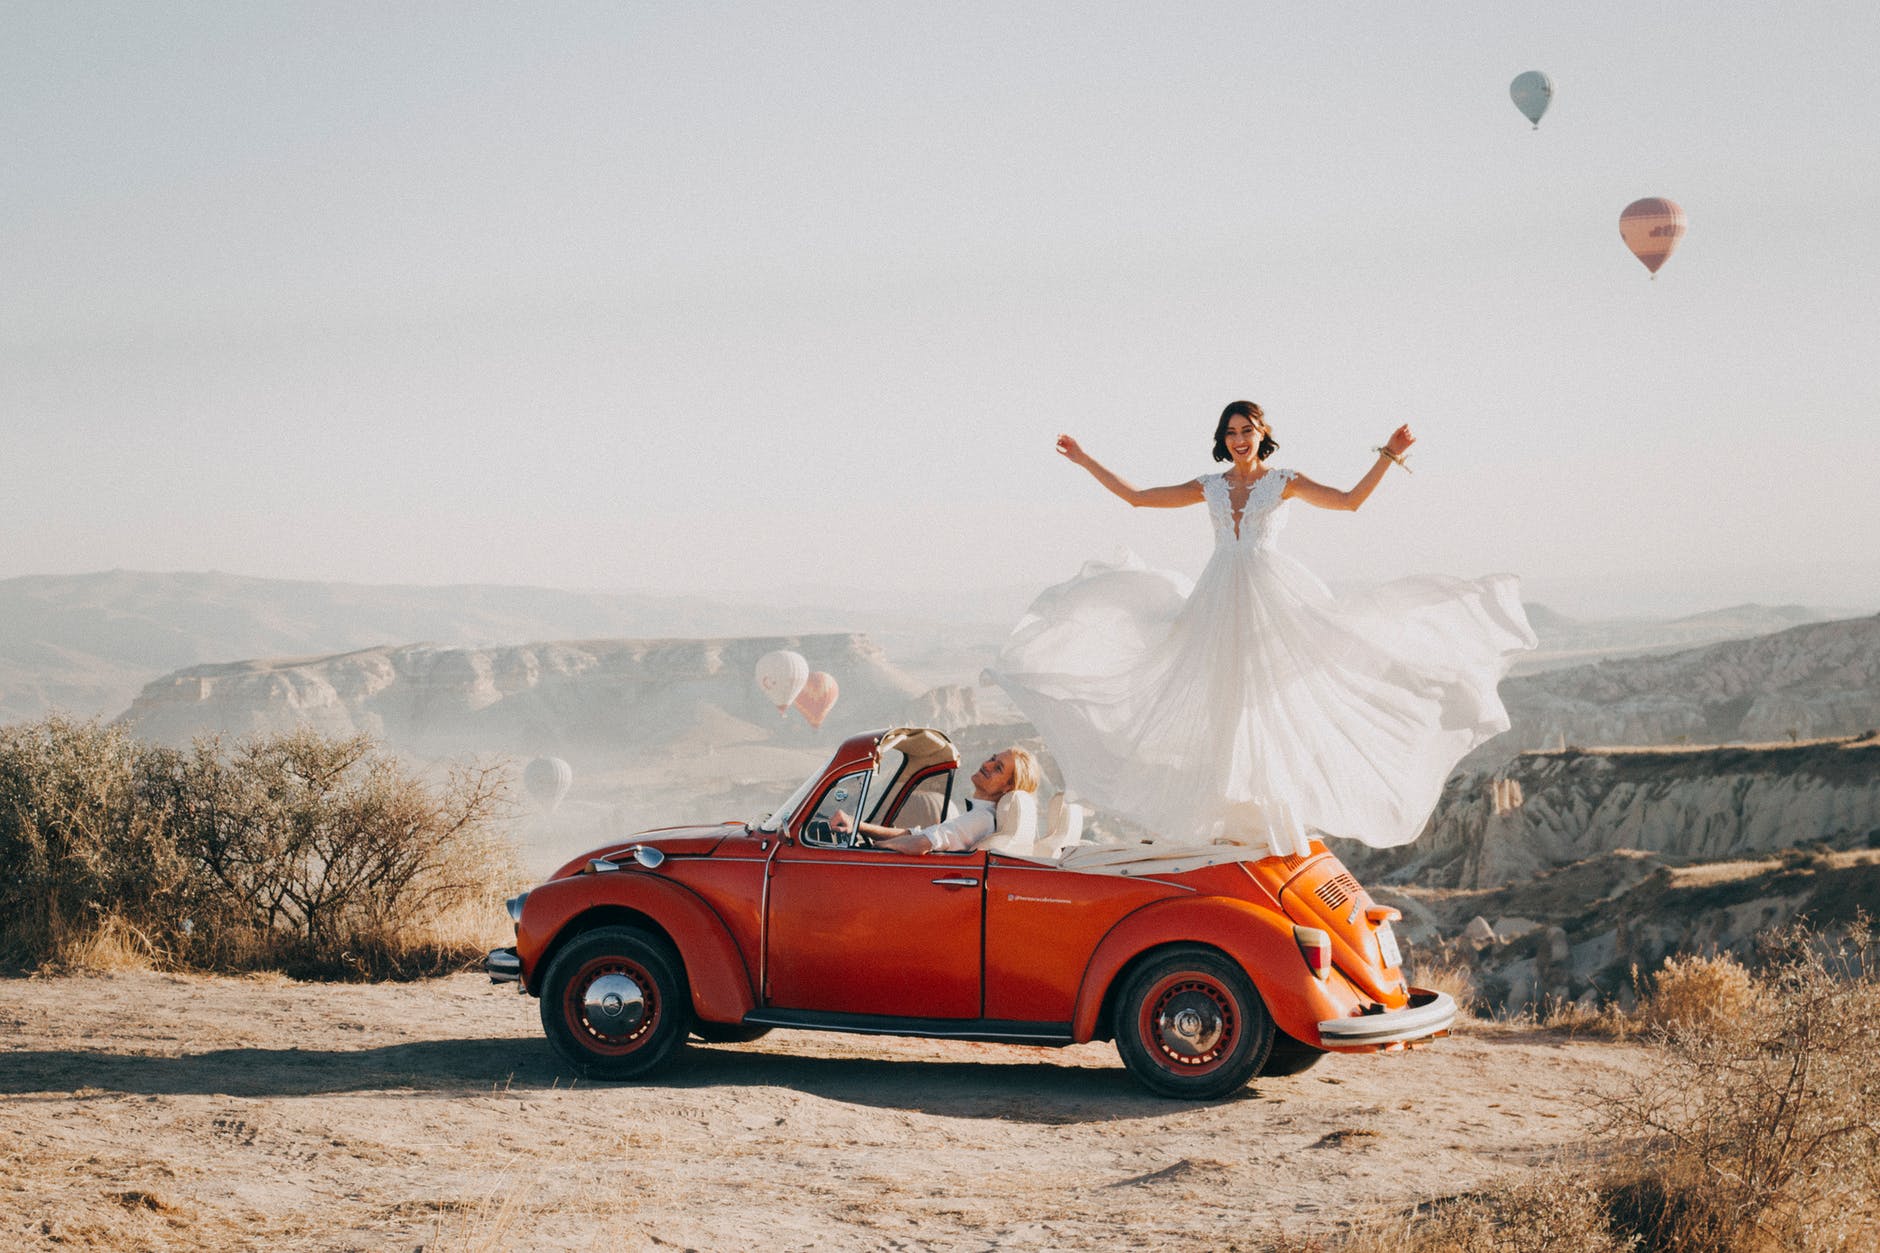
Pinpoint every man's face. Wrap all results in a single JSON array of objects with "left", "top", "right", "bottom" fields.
[{"left": 971, "top": 751, "right": 1016, "bottom": 797}]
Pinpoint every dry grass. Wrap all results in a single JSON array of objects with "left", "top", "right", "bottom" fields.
[
  {"left": 43, "top": 913, "right": 162, "bottom": 974},
  {"left": 1537, "top": 997, "right": 1641, "bottom": 1041},
  {"left": 1300, "top": 916, "right": 1880, "bottom": 1252},
  {"left": 1410, "top": 952, "right": 1478, "bottom": 1020},
  {"left": 1270, "top": 1168, "right": 1637, "bottom": 1252},
  {"left": 1638, "top": 951, "right": 1759, "bottom": 1036},
  {"left": 422, "top": 1171, "right": 536, "bottom": 1253},
  {"left": 1595, "top": 917, "right": 1880, "bottom": 1252}
]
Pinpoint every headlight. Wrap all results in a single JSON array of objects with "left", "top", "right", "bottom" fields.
[{"left": 505, "top": 892, "right": 529, "bottom": 925}]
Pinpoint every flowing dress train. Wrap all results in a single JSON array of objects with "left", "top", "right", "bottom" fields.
[{"left": 985, "top": 469, "right": 1537, "bottom": 861}]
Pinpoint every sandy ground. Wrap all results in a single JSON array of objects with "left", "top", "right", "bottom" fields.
[{"left": 1, "top": 971, "right": 1655, "bottom": 1252}]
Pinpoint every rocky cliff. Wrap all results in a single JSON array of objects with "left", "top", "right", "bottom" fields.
[
  {"left": 1471, "top": 613, "right": 1880, "bottom": 767},
  {"left": 1345, "top": 733, "right": 1880, "bottom": 890},
  {"left": 118, "top": 634, "right": 927, "bottom": 757}
]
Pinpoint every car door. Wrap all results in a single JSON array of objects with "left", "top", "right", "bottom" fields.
[{"left": 765, "top": 767, "right": 985, "bottom": 1017}]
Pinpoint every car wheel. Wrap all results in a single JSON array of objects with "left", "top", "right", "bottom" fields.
[
  {"left": 1113, "top": 944, "right": 1274, "bottom": 1100},
  {"left": 539, "top": 926, "right": 692, "bottom": 1080},
  {"left": 1259, "top": 1031, "right": 1326, "bottom": 1077},
  {"left": 691, "top": 1022, "right": 772, "bottom": 1044}
]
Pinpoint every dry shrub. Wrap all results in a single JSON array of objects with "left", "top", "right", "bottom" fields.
[
  {"left": 1410, "top": 952, "right": 1479, "bottom": 1021},
  {"left": 0, "top": 717, "right": 192, "bottom": 965},
  {"left": 1640, "top": 950, "right": 1759, "bottom": 1036},
  {"left": 1598, "top": 916, "right": 1880, "bottom": 1252},
  {"left": 0, "top": 715, "right": 523, "bottom": 980}
]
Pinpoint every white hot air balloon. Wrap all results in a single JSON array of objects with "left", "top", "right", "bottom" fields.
[
  {"left": 523, "top": 756, "right": 573, "bottom": 815},
  {"left": 754, "top": 649, "right": 809, "bottom": 714}
]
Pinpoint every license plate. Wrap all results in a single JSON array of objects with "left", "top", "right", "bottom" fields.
[{"left": 1375, "top": 921, "right": 1402, "bottom": 969}]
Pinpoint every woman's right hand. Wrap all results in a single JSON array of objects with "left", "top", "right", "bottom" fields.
[{"left": 1055, "top": 434, "right": 1087, "bottom": 464}]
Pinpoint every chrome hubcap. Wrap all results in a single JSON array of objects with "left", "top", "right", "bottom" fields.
[
  {"left": 1157, "top": 991, "right": 1226, "bottom": 1057},
  {"left": 582, "top": 972, "right": 647, "bottom": 1037}
]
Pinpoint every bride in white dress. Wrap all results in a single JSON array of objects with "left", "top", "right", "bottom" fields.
[{"left": 985, "top": 400, "right": 1536, "bottom": 861}]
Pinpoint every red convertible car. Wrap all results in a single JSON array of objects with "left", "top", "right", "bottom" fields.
[{"left": 488, "top": 727, "right": 1455, "bottom": 1099}]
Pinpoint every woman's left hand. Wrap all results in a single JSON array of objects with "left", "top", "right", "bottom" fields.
[{"left": 1384, "top": 424, "right": 1416, "bottom": 457}]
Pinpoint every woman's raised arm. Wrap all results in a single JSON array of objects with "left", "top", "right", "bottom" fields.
[
  {"left": 1056, "top": 434, "right": 1205, "bottom": 508},
  {"left": 1282, "top": 424, "right": 1415, "bottom": 513}
]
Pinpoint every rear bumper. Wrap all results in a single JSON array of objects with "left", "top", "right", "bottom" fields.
[
  {"left": 1317, "top": 988, "right": 1456, "bottom": 1047},
  {"left": 486, "top": 946, "right": 521, "bottom": 984}
]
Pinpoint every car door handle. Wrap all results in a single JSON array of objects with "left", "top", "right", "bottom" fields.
[{"left": 930, "top": 876, "right": 979, "bottom": 887}]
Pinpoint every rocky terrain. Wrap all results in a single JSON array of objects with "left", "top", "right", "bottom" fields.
[
  {"left": 1474, "top": 612, "right": 1880, "bottom": 766},
  {"left": 1360, "top": 733, "right": 1880, "bottom": 890},
  {"left": 1339, "top": 733, "right": 1880, "bottom": 1014}
]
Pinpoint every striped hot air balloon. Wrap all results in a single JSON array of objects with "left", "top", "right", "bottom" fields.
[{"left": 1619, "top": 198, "right": 1687, "bottom": 277}]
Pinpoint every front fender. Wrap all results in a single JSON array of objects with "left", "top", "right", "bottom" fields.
[
  {"left": 1070, "top": 896, "right": 1366, "bottom": 1046},
  {"left": 518, "top": 871, "right": 757, "bottom": 1026}
]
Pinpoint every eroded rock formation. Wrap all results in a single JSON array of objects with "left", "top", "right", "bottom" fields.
[{"left": 119, "top": 634, "right": 927, "bottom": 756}]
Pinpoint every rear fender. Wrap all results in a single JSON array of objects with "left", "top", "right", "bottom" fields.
[
  {"left": 1070, "top": 896, "right": 1365, "bottom": 1045},
  {"left": 518, "top": 872, "right": 756, "bottom": 1025}
]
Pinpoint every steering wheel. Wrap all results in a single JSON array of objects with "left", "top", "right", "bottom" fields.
[{"left": 804, "top": 818, "right": 860, "bottom": 849}]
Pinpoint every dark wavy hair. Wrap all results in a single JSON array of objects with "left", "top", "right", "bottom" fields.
[{"left": 1213, "top": 400, "right": 1278, "bottom": 463}]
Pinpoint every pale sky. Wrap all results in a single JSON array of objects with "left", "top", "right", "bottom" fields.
[{"left": 6, "top": 2, "right": 1878, "bottom": 622}]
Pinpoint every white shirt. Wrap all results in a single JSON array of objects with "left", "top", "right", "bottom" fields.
[{"left": 911, "top": 796, "right": 998, "bottom": 853}]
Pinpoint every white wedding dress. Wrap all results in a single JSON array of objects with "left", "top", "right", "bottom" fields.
[{"left": 986, "top": 469, "right": 1536, "bottom": 860}]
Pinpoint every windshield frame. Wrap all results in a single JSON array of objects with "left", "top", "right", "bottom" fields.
[{"left": 756, "top": 766, "right": 823, "bottom": 834}]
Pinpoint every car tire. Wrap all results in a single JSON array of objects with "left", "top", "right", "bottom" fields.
[
  {"left": 1259, "top": 1031, "right": 1326, "bottom": 1077},
  {"left": 539, "top": 926, "right": 692, "bottom": 1080},
  {"left": 691, "top": 1022, "right": 773, "bottom": 1044},
  {"left": 1113, "top": 944, "right": 1274, "bottom": 1100}
]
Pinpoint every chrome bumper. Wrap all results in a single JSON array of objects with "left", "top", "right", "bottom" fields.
[
  {"left": 1317, "top": 988, "right": 1456, "bottom": 1047},
  {"left": 486, "top": 947, "right": 521, "bottom": 984}
]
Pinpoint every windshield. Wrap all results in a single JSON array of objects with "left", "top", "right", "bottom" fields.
[{"left": 756, "top": 766, "right": 823, "bottom": 833}]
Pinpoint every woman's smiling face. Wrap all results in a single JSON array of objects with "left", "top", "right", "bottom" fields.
[
  {"left": 1224, "top": 415, "right": 1266, "bottom": 463},
  {"left": 971, "top": 751, "right": 1016, "bottom": 797}
]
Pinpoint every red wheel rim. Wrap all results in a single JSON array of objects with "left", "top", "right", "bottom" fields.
[
  {"left": 1137, "top": 972, "right": 1239, "bottom": 1076},
  {"left": 563, "top": 955, "right": 662, "bottom": 1057}
]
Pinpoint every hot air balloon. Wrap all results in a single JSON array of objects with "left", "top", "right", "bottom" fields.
[
  {"left": 1509, "top": 71, "right": 1552, "bottom": 129},
  {"left": 754, "top": 649, "right": 809, "bottom": 714},
  {"left": 523, "top": 756, "right": 572, "bottom": 814},
  {"left": 793, "top": 671, "right": 839, "bottom": 729},
  {"left": 1619, "top": 198, "right": 1687, "bottom": 277}
]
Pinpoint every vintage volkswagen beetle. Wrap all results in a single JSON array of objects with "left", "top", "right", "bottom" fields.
[{"left": 488, "top": 727, "right": 1454, "bottom": 1099}]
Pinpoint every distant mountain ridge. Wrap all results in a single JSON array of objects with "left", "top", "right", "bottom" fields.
[
  {"left": 118, "top": 634, "right": 927, "bottom": 760},
  {"left": 3, "top": 571, "right": 1871, "bottom": 746},
  {"left": 0, "top": 569, "right": 949, "bottom": 724},
  {"left": 1475, "top": 613, "right": 1880, "bottom": 765},
  {"left": 1511, "top": 601, "right": 1833, "bottom": 674}
]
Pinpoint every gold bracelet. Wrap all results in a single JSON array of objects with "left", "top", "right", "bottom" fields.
[{"left": 1372, "top": 446, "right": 1412, "bottom": 473}]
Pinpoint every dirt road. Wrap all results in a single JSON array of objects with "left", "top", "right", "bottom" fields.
[{"left": 1, "top": 971, "right": 1649, "bottom": 1251}]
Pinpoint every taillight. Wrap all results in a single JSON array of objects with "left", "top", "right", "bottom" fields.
[{"left": 1293, "top": 925, "right": 1332, "bottom": 981}]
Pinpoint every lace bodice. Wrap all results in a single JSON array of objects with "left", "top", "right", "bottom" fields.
[{"left": 1201, "top": 469, "right": 1295, "bottom": 549}]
